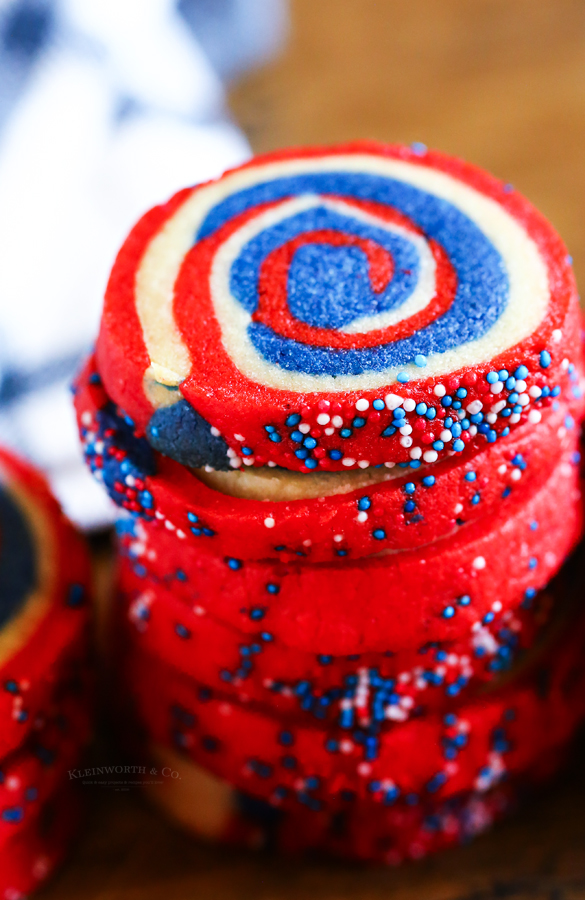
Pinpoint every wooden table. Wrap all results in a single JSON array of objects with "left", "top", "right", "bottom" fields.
[{"left": 44, "top": 2, "right": 585, "bottom": 896}]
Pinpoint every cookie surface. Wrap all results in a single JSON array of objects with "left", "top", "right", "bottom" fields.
[{"left": 96, "top": 142, "right": 584, "bottom": 473}]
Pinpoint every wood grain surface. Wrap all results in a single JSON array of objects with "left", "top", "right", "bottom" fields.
[{"left": 42, "top": 2, "right": 585, "bottom": 896}]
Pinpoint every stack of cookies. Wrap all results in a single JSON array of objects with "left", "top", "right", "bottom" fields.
[
  {"left": 76, "top": 143, "right": 585, "bottom": 863},
  {"left": 0, "top": 448, "right": 91, "bottom": 895}
]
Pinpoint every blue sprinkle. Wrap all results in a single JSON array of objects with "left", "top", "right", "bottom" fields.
[
  {"left": 175, "top": 624, "right": 191, "bottom": 639},
  {"left": 415, "top": 402, "right": 428, "bottom": 415},
  {"left": 241, "top": 447, "right": 253, "bottom": 456},
  {"left": 329, "top": 449, "right": 343, "bottom": 460},
  {"left": 303, "top": 436, "right": 317, "bottom": 449},
  {"left": 565, "top": 415, "right": 575, "bottom": 429},
  {"left": 410, "top": 460, "right": 422, "bottom": 469},
  {"left": 414, "top": 354, "right": 427, "bottom": 368},
  {"left": 373, "top": 398, "right": 385, "bottom": 410},
  {"left": 471, "top": 493, "right": 481, "bottom": 505},
  {"left": 529, "top": 557, "right": 538, "bottom": 569},
  {"left": 451, "top": 422, "right": 462, "bottom": 438},
  {"left": 452, "top": 401, "right": 462, "bottom": 410},
  {"left": 393, "top": 408, "right": 406, "bottom": 419},
  {"left": 305, "top": 458, "right": 318, "bottom": 469},
  {"left": 357, "top": 496, "right": 371, "bottom": 511},
  {"left": 442, "top": 606, "right": 456, "bottom": 619},
  {"left": 505, "top": 377, "right": 516, "bottom": 390},
  {"left": 381, "top": 425, "right": 396, "bottom": 438},
  {"left": 540, "top": 350, "right": 551, "bottom": 368},
  {"left": 202, "top": 527, "right": 215, "bottom": 537},
  {"left": 266, "top": 583, "right": 280, "bottom": 594},
  {"left": 498, "top": 369, "right": 509, "bottom": 382},
  {"left": 404, "top": 500, "right": 416, "bottom": 513},
  {"left": 352, "top": 417, "right": 366, "bottom": 428},
  {"left": 433, "top": 441, "right": 444, "bottom": 451},
  {"left": 268, "top": 432, "right": 282, "bottom": 443},
  {"left": 422, "top": 475, "right": 435, "bottom": 487},
  {"left": 551, "top": 386, "right": 561, "bottom": 397},
  {"left": 265, "top": 425, "right": 275, "bottom": 433},
  {"left": 404, "top": 482, "right": 416, "bottom": 494},
  {"left": 464, "top": 471, "right": 477, "bottom": 482},
  {"left": 226, "top": 558, "right": 242, "bottom": 571},
  {"left": 486, "top": 371, "right": 499, "bottom": 384},
  {"left": 458, "top": 595, "right": 471, "bottom": 606},
  {"left": 372, "top": 529, "right": 386, "bottom": 540},
  {"left": 295, "top": 449, "right": 308, "bottom": 459},
  {"left": 250, "top": 607, "right": 265, "bottom": 621},
  {"left": 441, "top": 396, "right": 452, "bottom": 407},
  {"left": 452, "top": 439, "right": 465, "bottom": 452},
  {"left": 456, "top": 387, "right": 467, "bottom": 398},
  {"left": 426, "top": 407, "right": 437, "bottom": 420},
  {"left": 261, "top": 632, "right": 273, "bottom": 641},
  {"left": 340, "top": 428, "right": 353, "bottom": 438},
  {"left": 515, "top": 365, "right": 529, "bottom": 379},
  {"left": 525, "top": 587, "right": 537, "bottom": 599},
  {"left": 397, "top": 372, "right": 409, "bottom": 383},
  {"left": 411, "top": 141, "right": 427, "bottom": 155},
  {"left": 285, "top": 414, "right": 301, "bottom": 427},
  {"left": 290, "top": 430, "right": 303, "bottom": 443},
  {"left": 483, "top": 612, "right": 495, "bottom": 624}
]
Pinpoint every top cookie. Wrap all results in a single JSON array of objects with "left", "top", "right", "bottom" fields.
[{"left": 96, "top": 142, "right": 583, "bottom": 473}]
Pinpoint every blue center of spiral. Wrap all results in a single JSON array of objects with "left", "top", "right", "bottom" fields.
[{"left": 198, "top": 171, "right": 509, "bottom": 377}]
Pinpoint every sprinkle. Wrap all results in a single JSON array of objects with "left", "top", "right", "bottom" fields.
[
  {"left": 342, "top": 458, "right": 356, "bottom": 467},
  {"left": 539, "top": 350, "right": 551, "bottom": 368},
  {"left": 423, "top": 450, "right": 438, "bottom": 463},
  {"left": 466, "top": 400, "right": 483, "bottom": 416},
  {"left": 472, "top": 556, "right": 486, "bottom": 570},
  {"left": 403, "top": 399, "right": 416, "bottom": 412},
  {"left": 464, "top": 471, "right": 477, "bottom": 482},
  {"left": 404, "top": 482, "right": 416, "bottom": 494},
  {"left": 332, "top": 415, "right": 344, "bottom": 428},
  {"left": 486, "top": 372, "right": 499, "bottom": 384},
  {"left": 234, "top": 433, "right": 245, "bottom": 441},
  {"left": 434, "top": 384, "right": 446, "bottom": 397},
  {"left": 452, "top": 439, "right": 465, "bottom": 452},
  {"left": 414, "top": 354, "right": 427, "bottom": 367},
  {"left": 422, "top": 476, "right": 436, "bottom": 487},
  {"left": 397, "top": 372, "right": 409, "bottom": 383},
  {"left": 355, "top": 398, "right": 370, "bottom": 412},
  {"left": 411, "top": 141, "right": 427, "bottom": 155},
  {"left": 490, "top": 382, "right": 504, "bottom": 394},
  {"left": 442, "top": 606, "right": 456, "bottom": 619},
  {"left": 299, "top": 423, "right": 311, "bottom": 434},
  {"left": 373, "top": 399, "right": 385, "bottom": 410},
  {"left": 372, "top": 529, "right": 386, "bottom": 540},
  {"left": 264, "top": 517, "right": 275, "bottom": 528},
  {"left": 385, "top": 394, "right": 404, "bottom": 410},
  {"left": 226, "top": 558, "right": 242, "bottom": 570},
  {"left": 410, "top": 447, "right": 422, "bottom": 459},
  {"left": 316, "top": 413, "right": 330, "bottom": 425},
  {"left": 285, "top": 414, "right": 301, "bottom": 427},
  {"left": 528, "top": 410, "right": 541, "bottom": 424}
]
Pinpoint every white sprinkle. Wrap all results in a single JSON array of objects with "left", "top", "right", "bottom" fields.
[
  {"left": 333, "top": 534, "right": 344, "bottom": 542},
  {"left": 267, "top": 460, "right": 277, "bottom": 467},
  {"left": 403, "top": 398, "right": 416, "bottom": 412},
  {"left": 528, "top": 386, "right": 542, "bottom": 398},
  {"left": 384, "top": 461, "right": 395, "bottom": 468},
  {"left": 468, "top": 425, "right": 478, "bottom": 436},
  {"left": 490, "top": 400, "right": 506, "bottom": 414},
  {"left": 440, "top": 429, "right": 452, "bottom": 443},
  {"left": 400, "top": 435, "right": 413, "bottom": 448},
  {"left": 324, "top": 427, "right": 334, "bottom": 435},
  {"left": 264, "top": 517, "right": 275, "bottom": 528},
  {"left": 511, "top": 468, "right": 522, "bottom": 481},
  {"left": 557, "top": 426, "right": 567, "bottom": 439},
  {"left": 358, "top": 460, "right": 370, "bottom": 468},
  {"left": 515, "top": 380, "right": 527, "bottom": 393},
  {"left": 434, "top": 384, "right": 446, "bottom": 397},
  {"left": 227, "top": 448, "right": 236, "bottom": 458},
  {"left": 357, "top": 511, "right": 368, "bottom": 523},
  {"left": 490, "top": 382, "right": 504, "bottom": 394},
  {"left": 210, "top": 426, "right": 221, "bottom": 437},
  {"left": 486, "top": 413, "right": 497, "bottom": 425},
  {"left": 242, "top": 458, "right": 254, "bottom": 466},
  {"left": 234, "top": 433, "right": 245, "bottom": 441},
  {"left": 457, "top": 408, "right": 466, "bottom": 420},
  {"left": 81, "top": 411, "right": 92, "bottom": 426},
  {"left": 552, "top": 329, "right": 562, "bottom": 342},
  {"left": 498, "top": 464, "right": 507, "bottom": 475},
  {"left": 385, "top": 393, "right": 403, "bottom": 410},
  {"left": 510, "top": 413, "right": 521, "bottom": 424},
  {"left": 473, "top": 556, "right": 486, "bottom": 570},
  {"left": 423, "top": 450, "right": 438, "bottom": 463},
  {"left": 302, "top": 539, "right": 312, "bottom": 547},
  {"left": 125, "top": 474, "right": 136, "bottom": 487},
  {"left": 562, "top": 357, "right": 570, "bottom": 370},
  {"left": 518, "top": 393, "right": 530, "bottom": 406},
  {"left": 355, "top": 399, "right": 369, "bottom": 412},
  {"left": 317, "top": 413, "right": 330, "bottom": 425},
  {"left": 492, "top": 600, "right": 503, "bottom": 612},
  {"left": 409, "top": 446, "right": 422, "bottom": 460},
  {"left": 165, "top": 520, "right": 175, "bottom": 531},
  {"left": 399, "top": 424, "right": 413, "bottom": 435},
  {"left": 342, "top": 458, "right": 356, "bottom": 467},
  {"left": 528, "top": 409, "right": 542, "bottom": 424},
  {"left": 204, "top": 465, "right": 214, "bottom": 473},
  {"left": 176, "top": 530, "right": 186, "bottom": 540},
  {"left": 454, "top": 503, "right": 463, "bottom": 514},
  {"left": 331, "top": 415, "right": 344, "bottom": 428},
  {"left": 340, "top": 740, "right": 354, "bottom": 754},
  {"left": 298, "top": 423, "right": 311, "bottom": 434},
  {"left": 155, "top": 511, "right": 164, "bottom": 519},
  {"left": 357, "top": 763, "right": 372, "bottom": 776},
  {"left": 466, "top": 400, "right": 483, "bottom": 415}
]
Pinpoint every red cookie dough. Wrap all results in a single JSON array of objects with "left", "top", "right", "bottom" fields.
[
  {"left": 117, "top": 554, "right": 555, "bottom": 729},
  {"left": 121, "top": 602, "right": 585, "bottom": 814},
  {"left": 76, "top": 355, "right": 584, "bottom": 562},
  {"left": 117, "top": 448, "right": 583, "bottom": 655}
]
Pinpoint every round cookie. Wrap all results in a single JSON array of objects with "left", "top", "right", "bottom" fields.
[
  {"left": 76, "top": 355, "right": 583, "bottom": 561},
  {"left": 0, "top": 449, "right": 91, "bottom": 758},
  {"left": 144, "top": 742, "right": 564, "bottom": 865},
  {"left": 117, "top": 448, "right": 583, "bottom": 655},
  {"left": 96, "top": 142, "right": 584, "bottom": 474},
  {"left": 117, "top": 554, "right": 554, "bottom": 729},
  {"left": 122, "top": 603, "right": 585, "bottom": 813}
]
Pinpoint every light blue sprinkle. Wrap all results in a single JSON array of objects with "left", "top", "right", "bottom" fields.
[
  {"left": 486, "top": 371, "right": 499, "bottom": 384},
  {"left": 373, "top": 398, "right": 385, "bottom": 410},
  {"left": 539, "top": 350, "right": 551, "bottom": 368},
  {"left": 414, "top": 354, "right": 427, "bottom": 368},
  {"left": 397, "top": 372, "right": 410, "bottom": 383}
]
